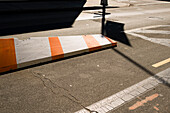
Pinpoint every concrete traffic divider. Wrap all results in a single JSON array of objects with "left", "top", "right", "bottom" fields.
[{"left": 0, "top": 34, "right": 117, "bottom": 73}]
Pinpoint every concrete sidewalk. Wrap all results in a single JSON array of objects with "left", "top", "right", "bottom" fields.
[
  {"left": 85, "top": 0, "right": 131, "bottom": 7},
  {"left": 0, "top": 35, "right": 117, "bottom": 73},
  {"left": 85, "top": 0, "right": 170, "bottom": 7}
]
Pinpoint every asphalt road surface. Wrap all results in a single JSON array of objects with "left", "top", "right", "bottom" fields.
[{"left": 0, "top": 0, "right": 170, "bottom": 113}]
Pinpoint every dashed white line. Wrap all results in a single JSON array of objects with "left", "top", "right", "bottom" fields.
[{"left": 75, "top": 68, "right": 170, "bottom": 113}]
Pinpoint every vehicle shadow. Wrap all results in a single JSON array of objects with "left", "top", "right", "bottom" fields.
[
  {"left": 0, "top": 0, "right": 119, "bottom": 36},
  {"left": 157, "top": 0, "right": 170, "bottom": 1},
  {"left": 0, "top": 0, "right": 86, "bottom": 36}
]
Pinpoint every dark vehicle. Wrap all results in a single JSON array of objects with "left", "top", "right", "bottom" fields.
[{"left": 0, "top": 0, "right": 86, "bottom": 35}]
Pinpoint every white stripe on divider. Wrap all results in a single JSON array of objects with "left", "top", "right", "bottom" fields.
[
  {"left": 15, "top": 37, "right": 52, "bottom": 68},
  {"left": 14, "top": 38, "right": 19, "bottom": 64},
  {"left": 92, "top": 34, "right": 112, "bottom": 48},
  {"left": 58, "top": 36, "right": 89, "bottom": 57}
]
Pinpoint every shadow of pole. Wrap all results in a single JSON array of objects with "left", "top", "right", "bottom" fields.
[
  {"left": 105, "top": 21, "right": 132, "bottom": 46},
  {"left": 101, "top": 0, "right": 108, "bottom": 35},
  {"left": 100, "top": 0, "right": 131, "bottom": 46},
  {"left": 101, "top": 5, "right": 106, "bottom": 35},
  {"left": 113, "top": 48, "right": 170, "bottom": 88}
]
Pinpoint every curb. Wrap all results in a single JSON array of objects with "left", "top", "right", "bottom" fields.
[
  {"left": 0, "top": 34, "right": 117, "bottom": 73},
  {"left": 84, "top": 0, "right": 130, "bottom": 8}
]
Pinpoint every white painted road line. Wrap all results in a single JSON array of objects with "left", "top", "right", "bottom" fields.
[
  {"left": 127, "top": 32, "right": 170, "bottom": 47},
  {"left": 75, "top": 68, "right": 170, "bottom": 113},
  {"left": 125, "top": 25, "right": 170, "bottom": 47},
  {"left": 152, "top": 58, "right": 170, "bottom": 68},
  {"left": 125, "top": 25, "right": 170, "bottom": 33},
  {"left": 134, "top": 30, "right": 170, "bottom": 35}
]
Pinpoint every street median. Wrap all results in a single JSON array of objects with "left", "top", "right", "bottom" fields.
[{"left": 0, "top": 35, "right": 117, "bottom": 73}]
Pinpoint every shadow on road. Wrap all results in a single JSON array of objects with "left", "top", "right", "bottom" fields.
[
  {"left": 113, "top": 48, "right": 170, "bottom": 88},
  {"left": 105, "top": 21, "right": 132, "bottom": 46},
  {"left": 157, "top": 0, "right": 170, "bottom": 1},
  {"left": 0, "top": 0, "right": 86, "bottom": 36},
  {"left": 0, "top": 0, "right": 119, "bottom": 36},
  {"left": 83, "top": 6, "right": 118, "bottom": 10}
]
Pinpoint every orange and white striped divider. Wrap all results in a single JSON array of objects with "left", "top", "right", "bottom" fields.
[{"left": 0, "top": 34, "right": 117, "bottom": 73}]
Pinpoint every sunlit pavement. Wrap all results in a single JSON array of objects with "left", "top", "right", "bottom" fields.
[{"left": 0, "top": 0, "right": 170, "bottom": 113}]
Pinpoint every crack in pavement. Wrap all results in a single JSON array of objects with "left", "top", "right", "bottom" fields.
[{"left": 29, "top": 70, "right": 95, "bottom": 113}]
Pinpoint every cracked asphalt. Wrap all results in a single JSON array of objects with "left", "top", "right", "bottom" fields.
[{"left": 0, "top": 0, "right": 170, "bottom": 113}]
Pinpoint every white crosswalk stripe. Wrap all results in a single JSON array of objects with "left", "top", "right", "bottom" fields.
[{"left": 125, "top": 25, "right": 170, "bottom": 47}]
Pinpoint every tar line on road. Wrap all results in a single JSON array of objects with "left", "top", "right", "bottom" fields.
[{"left": 75, "top": 68, "right": 170, "bottom": 113}]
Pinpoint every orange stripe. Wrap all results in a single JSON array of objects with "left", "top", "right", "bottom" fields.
[
  {"left": 49, "top": 37, "right": 64, "bottom": 60},
  {"left": 83, "top": 35, "right": 101, "bottom": 52},
  {"left": 104, "top": 36, "right": 117, "bottom": 46},
  {"left": 0, "top": 38, "right": 17, "bottom": 73}
]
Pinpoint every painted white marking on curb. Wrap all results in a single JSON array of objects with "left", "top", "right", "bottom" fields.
[
  {"left": 59, "top": 36, "right": 88, "bottom": 56},
  {"left": 92, "top": 35, "right": 111, "bottom": 47},
  {"left": 15, "top": 37, "right": 52, "bottom": 68},
  {"left": 152, "top": 58, "right": 170, "bottom": 68},
  {"left": 75, "top": 68, "right": 170, "bottom": 113}
]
